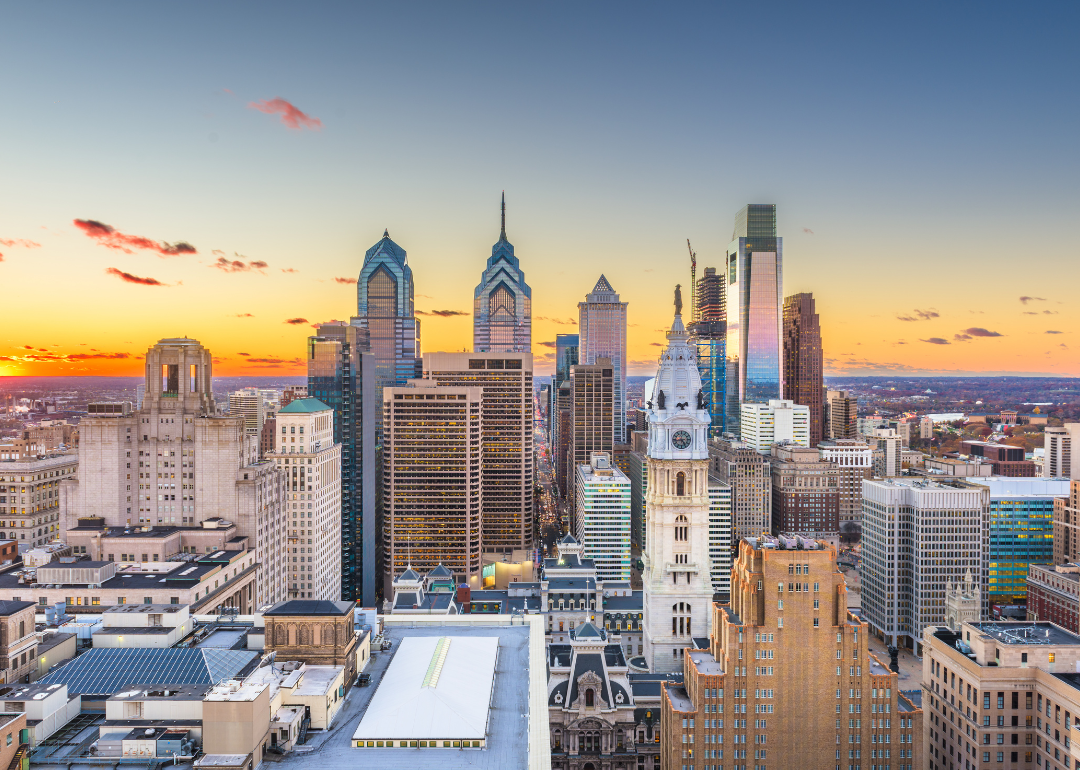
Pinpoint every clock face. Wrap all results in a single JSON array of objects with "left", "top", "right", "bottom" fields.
[{"left": 671, "top": 430, "right": 692, "bottom": 450}]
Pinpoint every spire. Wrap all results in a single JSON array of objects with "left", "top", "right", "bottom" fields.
[
  {"left": 500, "top": 191, "right": 506, "bottom": 241},
  {"left": 383, "top": 228, "right": 389, "bottom": 238}
]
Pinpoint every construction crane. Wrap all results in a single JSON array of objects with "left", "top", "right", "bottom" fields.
[{"left": 687, "top": 239, "right": 697, "bottom": 323}]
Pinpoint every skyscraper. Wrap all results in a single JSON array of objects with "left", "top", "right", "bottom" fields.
[
  {"left": 642, "top": 295, "right": 714, "bottom": 673},
  {"left": 548, "top": 333, "right": 579, "bottom": 449},
  {"left": 61, "top": 337, "right": 288, "bottom": 606},
  {"left": 689, "top": 266, "right": 727, "bottom": 436},
  {"left": 307, "top": 322, "right": 378, "bottom": 605},
  {"left": 351, "top": 230, "right": 421, "bottom": 431},
  {"left": 423, "top": 352, "right": 533, "bottom": 554},
  {"left": 473, "top": 193, "right": 532, "bottom": 354},
  {"left": 825, "top": 389, "right": 858, "bottom": 439},
  {"left": 574, "top": 452, "right": 631, "bottom": 582},
  {"left": 228, "top": 387, "right": 266, "bottom": 437},
  {"left": 725, "top": 204, "right": 783, "bottom": 433},
  {"left": 568, "top": 357, "right": 614, "bottom": 514},
  {"left": 782, "top": 292, "right": 824, "bottom": 445},
  {"left": 579, "top": 275, "right": 628, "bottom": 443}
]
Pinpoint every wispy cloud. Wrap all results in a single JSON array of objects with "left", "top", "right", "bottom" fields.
[
  {"left": 897, "top": 309, "right": 939, "bottom": 322},
  {"left": 536, "top": 316, "right": 577, "bottom": 325},
  {"left": 1019, "top": 296, "right": 1046, "bottom": 304},
  {"left": 105, "top": 267, "right": 168, "bottom": 286},
  {"left": 963, "top": 327, "right": 1004, "bottom": 337},
  {"left": 212, "top": 257, "right": 268, "bottom": 273},
  {"left": 954, "top": 333, "right": 972, "bottom": 341},
  {"left": 333, "top": 277, "right": 357, "bottom": 284},
  {"left": 539, "top": 341, "right": 556, "bottom": 348},
  {"left": 247, "top": 97, "right": 322, "bottom": 131},
  {"left": 234, "top": 313, "right": 254, "bottom": 318},
  {"left": 0, "top": 238, "right": 41, "bottom": 249},
  {"left": 284, "top": 318, "right": 309, "bottom": 325},
  {"left": 1046, "top": 330, "right": 1064, "bottom": 334},
  {"left": 75, "top": 219, "right": 196, "bottom": 257},
  {"left": 921, "top": 337, "right": 950, "bottom": 345},
  {"left": 417, "top": 309, "right": 467, "bottom": 317},
  {"left": 802, "top": 227, "right": 814, "bottom": 235},
  {"left": 281, "top": 268, "right": 298, "bottom": 274}
]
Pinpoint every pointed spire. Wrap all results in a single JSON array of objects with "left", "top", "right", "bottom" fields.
[
  {"left": 383, "top": 228, "right": 389, "bottom": 238},
  {"left": 500, "top": 191, "right": 506, "bottom": 240}
]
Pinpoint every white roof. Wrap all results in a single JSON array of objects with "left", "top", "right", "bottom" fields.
[{"left": 351, "top": 635, "right": 498, "bottom": 741}]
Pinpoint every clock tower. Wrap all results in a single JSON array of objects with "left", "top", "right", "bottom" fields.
[{"left": 642, "top": 286, "right": 715, "bottom": 672}]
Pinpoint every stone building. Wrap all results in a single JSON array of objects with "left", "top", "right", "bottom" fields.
[
  {"left": 0, "top": 452, "right": 77, "bottom": 548},
  {"left": 0, "top": 600, "right": 37, "bottom": 684},
  {"left": 944, "top": 569, "right": 982, "bottom": 631},
  {"left": 262, "top": 599, "right": 359, "bottom": 692},
  {"left": 1053, "top": 479, "right": 1080, "bottom": 565},
  {"left": 61, "top": 338, "right": 287, "bottom": 606},
  {"left": 660, "top": 536, "right": 922, "bottom": 770},
  {"left": 769, "top": 444, "right": 840, "bottom": 547},
  {"left": 708, "top": 437, "right": 770, "bottom": 543}
]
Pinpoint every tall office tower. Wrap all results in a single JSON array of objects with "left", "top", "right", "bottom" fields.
[
  {"left": 862, "top": 477, "right": 989, "bottom": 651},
  {"left": 228, "top": 387, "right": 265, "bottom": 436},
  {"left": 381, "top": 380, "right": 482, "bottom": 593},
  {"left": 574, "top": 452, "right": 631, "bottom": 582},
  {"left": 423, "top": 352, "right": 533, "bottom": 554},
  {"left": 818, "top": 438, "right": 873, "bottom": 540},
  {"left": 627, "top": 449, "right": 648, "bottom": 549},
  {"left": 782, "top": 292, "right": 824, "bottom": 446},
  {"left": 739, "top": 399, "right": 810, "bottom": 453},
  {"left": 924, "top": 620, "right": 1080, "bottom": 770},
  {"left": 708, "top": 437, "right": 771, "bottom": 542},
  {"left": 642, "top": 300, "right": 714, "bottom": 673},
  {"left": 825, "top": 389, "right": 858, "bottom": 440},
  {"left": 555, "top": 379, "right": 573, "bottom": 499},
  {"left": 867, "top": 426, "right": 904, "bottom": 477},
  {"left": 307, "top": 322, "right": 378, "bottom": 605},
  {"left": 1045, "top": 424, "right": 1080, "bottom": 478},
  {"left": 473, "top": 193, "right": 532, "bottom": 354},
  {"left": 919, "top": 414, "right": 933, "bottom": 440},
  {"left": 966, "top": 477, "right": 1065, "bottom": 605},
  {"left": 1053, "top": 480, "right": 1080, "bottom": 565},
  {"left": 549, "top": 333, "right": 579, "bottom": 450},
  {"left": 706, "top": 474, "right": 733, "bottom": 597},
  {"left": 579, "top": 275, "right": 628, "bottom": 443},
  {"left": 689, "top": 266, "right": 727, "bottom": 436},
  {"left": 270, "top": 398, "right": 342, "bottom": 601},
  {"left": 769, "top": 445, "right": 840, "bottom": 546},
  {"left": 351, "top": 230, "right": 421, "bottom": 432},
  {"left": 568, "top": 358, "right": 614, "bottom": 512},
  {"left": 661, "top": 537, "right": 923, "bottom": 770},
  {"left": 61, "top": 338, "right": 287, "bottom": 605},
  {"left": 724, "top": 204, "right": 783, "bottom": 434}
]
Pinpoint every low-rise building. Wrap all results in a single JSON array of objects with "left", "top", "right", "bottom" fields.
[
  {"left": 1027, "top": 563, "right": 1079, "bottom": 632},
  {"left": 92, "top": 604, "right": 194, "bottom": 648},
  {"left": 0, "top": 682, "right": 79, "bottom": 744},
  {"left": 739, "top": 400, "right": 810, "bottom": 453},
  {"left": 0, "top": 452, "right": 78, "bottom": 548},
  {"left": 262, "top": 600, "right": 360, "bottom": 692},
  {"left": 923, "top": 620, "right": 1080, "bottom": 770},
  {"left": 0, "top": 601, "right": 36, "bottom": 684}
]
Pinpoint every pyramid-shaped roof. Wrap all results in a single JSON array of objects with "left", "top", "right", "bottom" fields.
[
  {"left": 592, "top": 274, "right": 614, "bottom": 293},
  {"left": 428, "top": 564, "right": 453, "bottom": 578}
]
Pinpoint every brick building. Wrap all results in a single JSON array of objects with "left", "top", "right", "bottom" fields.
[
  {"left": 769, "top": 444, "right": 840, "bottom": 546},
  {"left": 660, "top": 537, "right": 922, "bottom": 770},
  {"left": 960, "top": 441, "right": 1037, "bottom": 477},
  {"left": 1026, "top": 563, "right": 1079, "bottom": 632}
]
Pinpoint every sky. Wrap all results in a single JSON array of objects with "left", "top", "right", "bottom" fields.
[{"left": 1, "top": 2, "right": 1077, "bottom": 378}]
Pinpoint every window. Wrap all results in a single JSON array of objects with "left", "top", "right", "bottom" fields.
[{"left": 676, "top": 472, "right": 685, "bottom": 496}]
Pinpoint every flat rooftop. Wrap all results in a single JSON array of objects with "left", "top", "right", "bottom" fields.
[
  {"left": 688, "top": 649, "right": 724, "bottom": 676},
  {"left": 970, "top": 622, "right": 1080, "bottom": 647},
  {"left": 352, "top": 635, "right": 498, "bottom": 742}
]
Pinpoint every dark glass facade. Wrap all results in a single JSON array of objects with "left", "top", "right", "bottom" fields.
[
  {"left": 689, "top": 267, "right": 726, "bottom": 436},
  {"left": 782, "top": 292, "right": 825, "bottom": 446},
  {"left": 549, "top": 333, "right": 579, "bottom": 450},
  {"left": 307, "top": 323, "right": 379, "bottom": 605}
]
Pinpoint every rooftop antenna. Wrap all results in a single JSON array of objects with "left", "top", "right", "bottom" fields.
[
  {"left": 686, "top": 240, "right": 697, "bottom": 323},
  {"left": 500, "top": 191, "right": 506, "bottom": 240}
]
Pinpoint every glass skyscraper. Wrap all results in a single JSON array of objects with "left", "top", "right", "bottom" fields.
[
  {"left": 351, "top": 230, "right": 421, "bottom": 432},
  {"left": 578, "top": 275, "right": 628, "bottom": 443},
  {"left": 549, "top": 333, "right": 579, "bottom": 447},
  {"left": 724, "top": 204, "right": 783, "bottom": 434},
  {"left": 689, "top": 266, "right": 727, "bottom": 436},
  {"left": 307, "top": 322, "right": 378, "bottom": 605},
  {"left": 473, "top": 193, "right": 532, "bottom": 354}
]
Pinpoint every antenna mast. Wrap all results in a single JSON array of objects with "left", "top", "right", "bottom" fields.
[{"left": 687, "top": 239, "right": 697, "bottom": 323}]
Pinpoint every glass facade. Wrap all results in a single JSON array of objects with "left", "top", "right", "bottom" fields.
[
  {"left": 473, "top": 194, "right": 532, "bottom": 353},
  {"left": 307, "top": 323, "right": 379, "bottom": 605},
  {"left": 725, "top": 204, "right": 783, "bottom": 434},
  {"left": 782, "top": 292, "right": 824, "bottom": 446},
  {"left": 549, "top": 333, "right": 579, "bottom": 451},
  {"left": 352, "top": 230, "right": 421, "bottom": 433},
  {"left": 578, "top": 276, "right": 628, "bottom": 443},
  {"left": 689, "top": 267, "right": 726, "bottom": 436},
  {"left": 987, "top": 497, "right": 1055, "bottom": 604}
]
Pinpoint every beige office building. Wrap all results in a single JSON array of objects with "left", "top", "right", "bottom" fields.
[
  {"left": 567, "top": 358, "right": 614, "bottom": 513},
  {"left": 827, "top": 389, "right": 858, "bottom": 440},
  {"left": 269, "top": 398, "right": 342, "bottom": 601},
  {"left": 923, "top": 620, "right": 1080, "bottom": 770},
  {"left": 423, "top": 352, "right": 533, "bottom": 554},
  {"left": 818, "top": 438, "right": 873, "bottom": 531},
  {"left": 228, "top": 388, "right": 266, "bottom": 436},
  {"left": 61, "top": 338, "right": 288, "bottom": 606},
  {"left": 708, "top": 437, "right": 771, "bottom": 542},
  {"left": 661, "top": 537, "right": 922, "bottom": 770},
  {"left": 0, "top": 452, "right": 78, "bottom": 548},
  {"left": 382, "top": 381, "right": 483, "bottom": 592}
]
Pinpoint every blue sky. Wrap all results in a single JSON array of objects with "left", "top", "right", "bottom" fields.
[{"left": 1, "top": 1, "right": 1077, "bottom": 376}]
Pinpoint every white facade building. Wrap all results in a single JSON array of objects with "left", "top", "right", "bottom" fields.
[
  {"left": 707, "top": 474, "right": 732, "bottom": 597},
  {"left": 270, "top": 398, "right": 342, "bottom": 600},
  {"left": 739, "top": 399, "right": 809, "bottom": 453},
  {"left": 642, "top": 297, "right": 715, "bottom": 673},
  {"left": 1045, "top": 424, "right": 1080, "bottom": 479},
  {"left": 861, "top": 477, "right": 989, "bottom": 653},
  {"left": 228, "top": 388, "right": 266, "bottom": 436},
  {"left": 866, "top": 427, "right": 904, "bottom": 477},
  {"left": 575, "top": 452, "right": 631, "bottom": 583}
]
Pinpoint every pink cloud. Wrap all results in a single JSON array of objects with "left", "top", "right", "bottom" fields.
[
  {"left": 247, "top": 97, "right": 323, "bottom": 131},
  {"left": 75, "top": 219, "right": 196, "bottom": 257}
]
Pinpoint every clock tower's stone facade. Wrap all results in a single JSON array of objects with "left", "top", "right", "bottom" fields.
[{"left": 642, "top": 293, "right": 716, "bottom": 673}]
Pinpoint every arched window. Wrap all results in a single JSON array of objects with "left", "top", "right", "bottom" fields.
[
  {"left": 585, "top": 688, "right": 595, "bottom": 707},
  {"left": 672, "top": 602, "right": 691, "bottom": 637},
  {"left": 676, "top": 472, "right": 685, "bottom": 496},
  {"left": 675, "top": 515, "right": 688, "bottom": 542}
]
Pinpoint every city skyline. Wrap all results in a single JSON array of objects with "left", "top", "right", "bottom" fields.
[{"left": 1, "top": 4, "right": 1077, "bottom": 380}]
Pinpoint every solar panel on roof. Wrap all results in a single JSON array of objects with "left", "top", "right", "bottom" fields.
[{"left": 39, "top": 648, "right": 258, "bottom": 696}]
